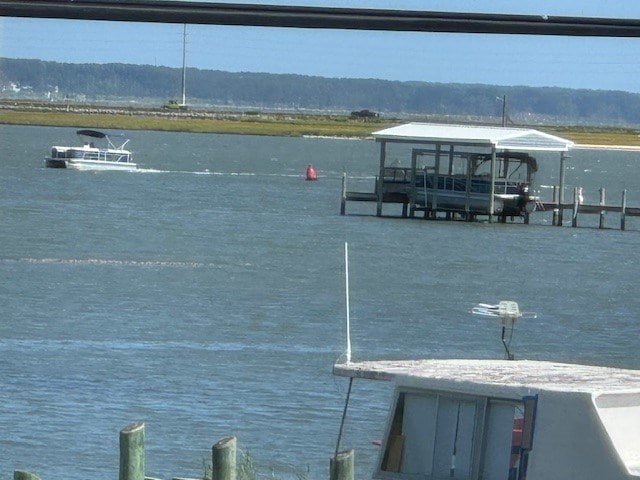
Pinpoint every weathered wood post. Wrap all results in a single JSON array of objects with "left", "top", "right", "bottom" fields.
[
  {"left": 552, "top": 185, "right": 559, "bottom": 226},
  {"left": 621, "top": 189, "right": 628, "bottom": 231},
  {"left": 340, "top": 173, "right": 347, "bottom": 216},
  {"left": 558, "top": 152, "right": 568, "bottom": 226},
  {"left": 572, "top": 187, "right": 579, "bottom": 228},
  {"left": 14, "top": 471, "right": 40, "bottom": 480},
  {"left": 330, "top": 449, "right": 354, "bottom": 480},
  {"left": 599, "top": 187, "right": 606, "bottom": 229},
  {"left": 212, "top": 436, "right": 236, "bottom": 480},
  {"left": 376, "top": 141, "right": 386, "bottom": 217},
  {"left": 119, "top": 422, "right": 145, "bottom": 480}
]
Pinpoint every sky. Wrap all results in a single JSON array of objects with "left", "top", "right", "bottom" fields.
[{"left": 2, "top": 1, "right": 640, "bottom": 93}]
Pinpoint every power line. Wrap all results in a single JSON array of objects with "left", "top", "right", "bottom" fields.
[{"left": 2, "top": 1, "right": 640, "bottom": 37}]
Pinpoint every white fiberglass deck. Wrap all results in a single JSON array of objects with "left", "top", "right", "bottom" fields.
[
  {"left": 334, "top": 359, "right": 640, "bottom": 479},
  {"left": 333, "top": 358, "right": 640, "bottom": 394}
]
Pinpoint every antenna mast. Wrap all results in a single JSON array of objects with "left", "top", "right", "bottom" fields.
[{"left": 344, "top": 242, "right": 351, "bottom": 363}]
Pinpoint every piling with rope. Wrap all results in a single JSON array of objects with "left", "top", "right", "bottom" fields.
[{"left": 330, "top": 449, "right": 354, "bottom": 480}]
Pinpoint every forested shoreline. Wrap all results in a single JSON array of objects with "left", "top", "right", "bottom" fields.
[{"left": 3, "top": 57, "right": 640, "bottom": 127}]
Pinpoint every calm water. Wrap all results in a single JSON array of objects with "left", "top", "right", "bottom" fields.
[{"left": 2, "top": 125, "right": 640, "bottom": 480}]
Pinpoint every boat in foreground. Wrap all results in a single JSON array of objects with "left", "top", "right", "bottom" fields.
[
  {"left": 332, "top": 295, "right": 640, "bottom": 480},
  {"left": 333, "top": 357, "right": 640, "bottom": 480},
  {"left": 44, "top": 129, "right": 136, "bottom": 171}
]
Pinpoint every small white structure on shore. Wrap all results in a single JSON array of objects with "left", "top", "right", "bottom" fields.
[{"left": 333, "top": 358, "right": 640, "bottom": 480}]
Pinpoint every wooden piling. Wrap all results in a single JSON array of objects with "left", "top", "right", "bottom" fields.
[
  {"left": 558, "top": 152, "right": 568, "bottom": 226},
  {"left": 599, "top": 188, "right": 606, "bottom": 229},
  {"left": 14, "top": 471, "right": 40, "bottom": 480},
  {"left": 552, "top": 186, "right": 559, "bottom": 226},
  {"left": 621, "top": 189, "right": 628, "bottom": 231},
  {"left": 330, "top": 449, "right": 354, "bottom": 480},
  {"left": 212, "top": 436, "right": 236, "bottom": 480},
  {"left": 340, "top": 173, "right": 346, "bottom": 216},
  {"left": 119, "top": 422, "right": 145, "bottom": 480},
  {"left": 572, "top": 187, "right": 579, "bottom": 228}
]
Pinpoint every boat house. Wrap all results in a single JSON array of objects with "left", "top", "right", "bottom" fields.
[
  {"left": 333, "top": 358, "right": 640, "bottom": 480},
  {"left": 341, "top": 123, "right": 574, "bottom": 223}
]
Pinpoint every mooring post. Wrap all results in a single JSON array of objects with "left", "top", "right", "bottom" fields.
[
  {"left": 212, "top": 436, "right": 236, "bottom": 480},
  {"left": 330, "top": 449, "right": 354, "bottom": 480},
  {"left": 599, "top": 187, "right": 606, "bottom": 229},
  {"left": 340, "top": 173, "right": 346, "bottom": 215},
  {"left": 14, "top": 471, "right": 40, "bottom": 480},
  {"left": 572, "top": 187, "right": 579, "bottom": 227},
  {"left": 552, "top": 185, "right": 559, "bottom": 226},
  {"left": 119, "top": 422, "right": 145, "bottom": 480},
  {"left": 558, "top": 152, "right": 568, "bottom": 226},
  {"left": 621, "top": 189, "right": 627, "bottom": 231}
]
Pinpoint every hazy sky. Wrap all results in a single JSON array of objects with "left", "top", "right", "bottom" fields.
[{"left": 2, "top": 1, "right": 640, "bottom": 92}]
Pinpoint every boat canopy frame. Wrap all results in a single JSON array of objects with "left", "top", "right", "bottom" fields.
[
  {"left": 76, "top": 129, "right": 130, "bottom": 151},
  {"left": 371, "top": 122, "right": 573, "bottom": 220}
]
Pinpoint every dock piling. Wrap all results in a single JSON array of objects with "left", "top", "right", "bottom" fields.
[
  {"left": 622, "top": 189, "right": 628, "bottom": 230},
  {"left": 572, "top": 186, "right": 579, "bottom": 227},
  {"left": 552, "top": 186, "right": 559, "bottom": 226},
  {"left": 119, "top": 422, "right": 145, "bottom": 480},
  {"left": 330, "top": 449, "right": 354, "bottom": 480},
  {"left": 599, "top": 188, "right": 606, "bottom": 229},
  {"left": 212, "top": 436, "right": 236, "bottom": 480},
  {"left": 14, "top": 471, "right": 40, "bottom": 480},
  {"left": 340, "top": 173, "right": 346, "bottom": 216}
]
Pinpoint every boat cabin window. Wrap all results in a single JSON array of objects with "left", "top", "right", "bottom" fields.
[{"left": 378, "top": 390, "right": 537, "bottom": 480}]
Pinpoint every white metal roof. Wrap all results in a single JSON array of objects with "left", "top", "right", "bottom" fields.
[
  {"left": 333, "top": 359, "right": 640, "bottom": 394},
  {"left": 372, "top": 122, "right": 574, "bottom": 152}
]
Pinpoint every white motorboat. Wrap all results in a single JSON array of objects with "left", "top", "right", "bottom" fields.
[
  {"left": 331, "top": 289, "right": 640, "bottom": 480},
  {"left": 44, "top": 129, "right": 136, "bottom": 171}
]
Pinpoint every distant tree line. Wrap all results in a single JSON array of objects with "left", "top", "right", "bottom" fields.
[{"left": 2, "top": 57, "right": 640, "bottom": 126}]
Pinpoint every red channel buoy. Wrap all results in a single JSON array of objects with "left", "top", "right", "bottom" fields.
[{"left": 306, "top": 164, "right": 317, "bottom": 181}]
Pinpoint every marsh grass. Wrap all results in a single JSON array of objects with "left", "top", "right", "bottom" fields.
[
  {"left": 2, "top": 107, "right": 640, "bottom": 145},
  {"left": 0, "top": 110, "right": 383, "bottom": 137}
]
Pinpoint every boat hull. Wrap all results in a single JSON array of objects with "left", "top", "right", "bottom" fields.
[
  {"left": 66, "top": 159, "right": 138, "bottom": 171},
  {"left": 44, "top": 158, "right": 137, "bottom": 171},
  {"left": 44, "top": 158, "right": 67, "bottom": 168},
  {"left": 414, "top": 191, "right": 537, "bottom": 216}
]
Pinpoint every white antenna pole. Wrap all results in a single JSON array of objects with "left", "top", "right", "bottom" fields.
[{"left": 344, "top": 242, "right": 351, "bottom": 363}]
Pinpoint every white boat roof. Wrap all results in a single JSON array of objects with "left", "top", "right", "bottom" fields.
[
  {"left": 333, "top": 359, "right": 640, "bottom": 395},
  {"left": 372, "top": 123, "right": 574, "bottom": 152}
]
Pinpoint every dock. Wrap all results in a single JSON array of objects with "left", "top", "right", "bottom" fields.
[
  {"left": 340, "top": 122, "right": 640, "bottom": 230},
  {"left": 538, "top": 187, "right": 640, "bottom": 229},
  {"left": 342, "top": 178, "right": 640, "bottom": 230}
]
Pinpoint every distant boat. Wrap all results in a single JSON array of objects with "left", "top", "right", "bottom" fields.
[{"left": 44, "top": 129, "right": 137, "bottom": 171}]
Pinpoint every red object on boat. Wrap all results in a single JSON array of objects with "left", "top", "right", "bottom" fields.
[{"left": 306, "top": 164, "right": 317, "bottom": 181}]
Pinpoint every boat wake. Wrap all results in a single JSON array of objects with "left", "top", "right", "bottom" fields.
[
  {"left": 1, "top": 257, "right": 252, "bottom": 269},
  {"left": 134, "top": 168, "right": 333, "bottom": 178}
]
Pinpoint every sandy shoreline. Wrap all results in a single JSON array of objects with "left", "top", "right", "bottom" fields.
[{"left": 573, "top": 144, "right": 640, "bottom": 151}]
